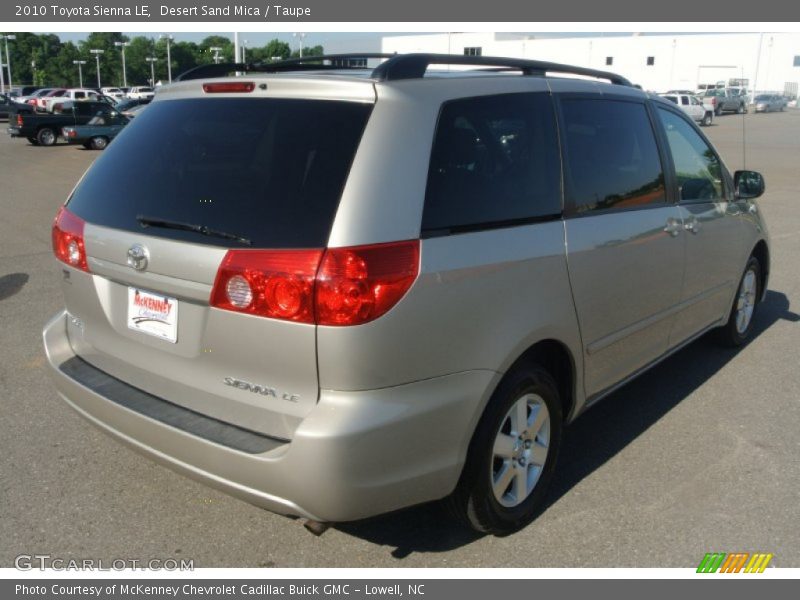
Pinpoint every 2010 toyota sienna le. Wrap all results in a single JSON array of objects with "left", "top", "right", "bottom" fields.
[{"left": 43, "top": 54, "right": 770, "bottom": 534}]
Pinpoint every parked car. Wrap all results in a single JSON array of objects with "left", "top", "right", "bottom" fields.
[
  {"left": 1, "top": 93, "right": 18, "bottom": 119},
  {"left": 44, "top": 53, "right": 770, "bottom": 535},
  {"left": 34, "top": 88, "right": 68, "bottom": 111},
  {"left": 7, "top": 100, "right": 117, "bottom": 145},
  {"left": 703, "top": 88, "right": 748, "bottom": 115},
  {"left": 127, "top": 86, "right": 155, "bottom": 100},
  {"left": 659, "top": 93, "right": 714, "bottom": 126},
  {"left": 101, "top": 87, "right": 126, "bottom": 101},
  {"left": 1, "top": 93, "right": 34, "bottom": 118},
  {"left": 114, "top": 97, "right": 151, "bottom": 113},
  {"left": 42, "top": 89, "right": 103, "bottom": 112},
  {"left": 753, "top": 94, "right": 787, "bottom": 113},
  {"left": 17, "top": 87, "right": 56, "bottom": 107},
  {"left": 120, "top": 102, "right": 149, "bottom": 119},
  {"left": 62, "top": 111, "right": 129, "bottom": 149}
]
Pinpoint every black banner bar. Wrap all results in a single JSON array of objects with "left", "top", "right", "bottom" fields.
[{"left": 0, "top": 0, "right": 792, "bottom": 22}]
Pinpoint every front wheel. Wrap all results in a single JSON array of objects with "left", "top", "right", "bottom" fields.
[
  {"left": 717, "top": 256, "right": 761, "bottom": 347},
  {"left": 89, "top": 136, "right": 108, "bottom": 150},
  {"left": 447, "top": 363, "right": 562, "bottom": 534}
]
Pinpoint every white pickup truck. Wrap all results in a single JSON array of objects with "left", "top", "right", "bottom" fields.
[
  {"left": 42, "top": 89, "right": 102, "bottom": 112},
  {"left": 659, "top": 93, "right": 714, "bottom": 126}
]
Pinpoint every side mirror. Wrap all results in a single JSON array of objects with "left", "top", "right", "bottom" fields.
[{"left": 734, "top": 170, "right": 765, "bottom": 200}]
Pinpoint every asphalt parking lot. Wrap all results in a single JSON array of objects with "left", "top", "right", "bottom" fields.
[{"left": 1, "top": 109, "right": 798, "bottom": 568}]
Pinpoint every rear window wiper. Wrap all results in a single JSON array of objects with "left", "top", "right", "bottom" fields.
[{"left": 136, "top": 216, "right": 251, "bottom": 246}]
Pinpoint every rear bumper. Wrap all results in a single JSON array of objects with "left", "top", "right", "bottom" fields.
[{"left": 43, "top": 310, "right": 497, "bottom": 522}]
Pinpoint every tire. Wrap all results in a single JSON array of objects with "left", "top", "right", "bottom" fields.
[
  {"left": 447, "top": 363, "right": 563, "bottom": 534},
  {"left": 89, "top": 136, "right": 108, "bottom": 150},
  {"left": 26, "top": 136, "right": 39, "bottom": 145},
  {"left": 701, "top": 112, "right": 713, "bottom": 126},
  {"left": 737, "top": 103, "right": 745, "bottom": 114},
  {"left": 717, "top": 256, "right": 761, "bottom": 347},
  {"left": 715, "top": 105, "right": 723, "bottom": 116},
  {"left": 36, "top": 127, "right": 56, "bottom": 146}
]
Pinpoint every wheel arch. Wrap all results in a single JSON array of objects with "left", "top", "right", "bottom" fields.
[
  {"left": 502, "top": 338, "right": 577, "bottom": 424},
  {"left": 751, "top": 239, "right": 770, "bottom": 302}
]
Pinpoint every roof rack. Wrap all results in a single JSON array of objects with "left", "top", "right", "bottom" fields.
[
  {"left": 371, "top": 54, "right": 632, "bottom": 86},
  {"left": 174, "top": 52, "right": 632, "bottom": 87},
  {"left": 174, "top": 53, "right": 395, "bottom": 82}
]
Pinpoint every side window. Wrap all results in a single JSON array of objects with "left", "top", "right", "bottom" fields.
[
  {"left": 561, "top": 98, "right": 666, "bottom": 214},
  {"left": 657, "top": 108, "right": 724, "bottom": 202},
  {"left": 681, "top": 96, "right": 689, "bottom": 105},
  {"left": 74, "top": 92, "right": 85, "bottom": 99},
  {"left": 422, "top": 92, "right": 561, "bottom": 234},
  {"left": 664, "top": 95, "right": 678, "bottom": 105}
]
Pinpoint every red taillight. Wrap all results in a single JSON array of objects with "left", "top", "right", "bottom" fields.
[
  {"left": 210, "top": 249, "right": 323, "bottom": 324},
  {"left": 210, "top": 240, "right": 420, "bottom": 326},
  {"left": 202, "top": 81, "right": 256, "bottom": 94},
  {"left": 316, "top": 241, "right": 420, "bottom": 326},
  {"left": 16, "top": 114, "right": 23, "bottom": 126},
  {"left": 52, "top": 206, "right": 89, "bottom": 272}
]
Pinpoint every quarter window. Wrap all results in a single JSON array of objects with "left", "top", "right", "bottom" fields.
[
  {"left": 422, "top": 93, "right": 561, "bottom": 234},
  {"left": 560, "top": 99, "right": 666, "bottom": 214},
  {"left": 657, "top": 108, "right": 724, "bottom": 202}
]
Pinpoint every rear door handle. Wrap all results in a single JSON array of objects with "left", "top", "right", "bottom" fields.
[{"left": 664, "top": 218, "right": 682, "bottom": 237}]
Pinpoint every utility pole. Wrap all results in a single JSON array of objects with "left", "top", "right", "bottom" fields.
[
  {"left": 114, "top": 41, "right": 130, "bottom": 88},
  {"left": 293, "top": 33, "right": 306, "bottom": 58},
  {"left": 160, "top": 34, "right": 173, "bottom": 82},
  {"left": 90, "top": 49, "right": 104, "bottom": 88},
  {"left": 1, "top": 35, "right": 16, "bottom": 91},
  {"left": 146, "top": 56, "right": 157, "bottom": 86},
  {"left": 73, "top": 60, "right": 86, "bottom": 88}
]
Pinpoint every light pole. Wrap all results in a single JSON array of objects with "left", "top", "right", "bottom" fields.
[
  {"left": 145, "top": 57, "right": 157, "bottom": 86},
  {"left": 293, "top": 33, "right": 306, "bottom": 58},
  {"left": 160, "top": 34, "right": 173, "bottom": 82},
  {"left": 114, "top": 41, "right": 129, "bottom": 88},
  {"left": 90, "top": 49, "right": 104, "bottom": 88},
  {"left": 242, "top": 40, "right": 248, "bottom": 64},
  {"left": 73, "top": 60, "right": 86, "bottom": 88},
  {"left": 209, "top": 46, "right": 222, "bottom": 64},
  {"left": 1, "top": 34, "right": 16, "bottom": 92}
]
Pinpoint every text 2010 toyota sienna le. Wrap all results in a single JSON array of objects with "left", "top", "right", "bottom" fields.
[{"left": 43, "top": 54, "right": 770, "bottom": 534}]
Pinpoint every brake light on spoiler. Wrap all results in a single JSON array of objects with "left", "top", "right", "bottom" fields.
[
  {"left": 202, "top": 82, "right": 256, "bottom": 93},
  {"left": 211, "top": 241, "right": 420, "bottom": 326}
]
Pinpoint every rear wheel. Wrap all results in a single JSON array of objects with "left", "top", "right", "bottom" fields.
[
  {"left": 447, "top": 363, "right": 562, "bottom": 534},
  {"left": 36, "top": 127, "right": 56, "bottom": 146},
  {"left": 717, "top": 256, "right": 761, "bottom": 347},
  {"left": 737, "top": 103, "right": 747, "bottom": 114},
  {"left": 715, "top": 105, "right": 723, "bottom": 116},
  {"left": 89, "top": 136, "right": 108, "bottom": 150}
]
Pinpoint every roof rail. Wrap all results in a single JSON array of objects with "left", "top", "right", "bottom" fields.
[
  {"left": 174, "top": 52, "right": 632, "bottom": 87},
  {"left": 370, "top": 53, "right": 632, "bottom": 86},
  {"left": 174, "top": 53, "right": 395, "bottom": 82}
]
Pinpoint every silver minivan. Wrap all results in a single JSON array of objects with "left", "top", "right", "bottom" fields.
[{"left": 44, "top": 54, "right": 770, "bottom": 534}]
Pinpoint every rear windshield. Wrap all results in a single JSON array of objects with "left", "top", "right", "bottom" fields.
[{"left": 67, "top": 98, "right": 373, "bottom": 248}]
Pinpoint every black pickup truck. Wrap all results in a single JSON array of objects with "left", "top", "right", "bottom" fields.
[{"left": 7, "top": 101, "right": 116, "bottom": 146}]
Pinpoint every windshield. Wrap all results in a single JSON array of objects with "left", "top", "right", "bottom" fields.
[{"left": 67, "top": 97, "right": 373, "bottom": 249}]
